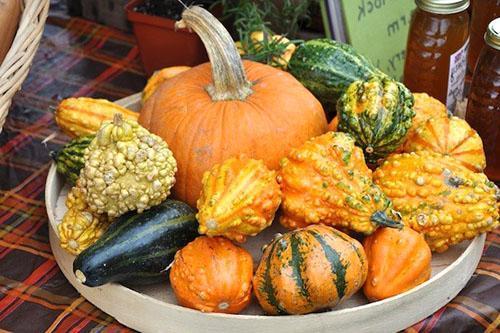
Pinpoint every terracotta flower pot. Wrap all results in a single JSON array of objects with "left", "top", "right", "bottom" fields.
[{"left": 125, "top": 0, "right": 208, "bottom": 76}]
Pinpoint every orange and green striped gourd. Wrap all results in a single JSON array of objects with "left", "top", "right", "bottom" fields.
[
  {"left": 279, "top": 131, "right": 402, "bottom": 234},
  {"left": 373, "top": 151, "right": 499, "bottom": 252},
  {"left": 197, "top": 156, "right": 281, "bottom": 242},
  {"left": 253, "top": 224, "right": 368, "bottom": 315}
]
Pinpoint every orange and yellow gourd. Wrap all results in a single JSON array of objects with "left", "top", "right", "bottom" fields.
[
  {"left": 197, "top": 156, "right": 281, "bottom": 242},
  {"left": 374, "top": 151, "right": 499, "bottom": 252},
  {"left": 279, "top": 131, "right": 401, "bottom": 234}
]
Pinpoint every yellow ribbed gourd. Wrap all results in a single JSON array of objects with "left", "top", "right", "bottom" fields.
[
  {"left": 403, "top": 115, "right": 486, "bottom": 172},
  {"left": 197, "top": 156, "right": 281, "bottom": 243},
  {"left": 373, "top": 151, "right": 499, "bottom": 252},
  {"left": 142, "top": 66, "right": 191, "bottom": 103},
  {"left": 279, "top": 132, "right": 402, "bottom": 234},
  {"left": 58, "top": 186, "right": 111, "bottom": 255},
  {"left": 55, "top": 97, "right": 138, "bottom": 138}
]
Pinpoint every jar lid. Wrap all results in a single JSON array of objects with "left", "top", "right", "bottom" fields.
[
  {"left": 485, "top": 18, "right": 500, "bottom": 51},
  {"left": 415, "top": 0, "right": 469, "bottom": 14}
]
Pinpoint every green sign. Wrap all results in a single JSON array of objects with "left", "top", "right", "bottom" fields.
[{"left": 340, "top": 0, "right": 416, "bottom": 80}]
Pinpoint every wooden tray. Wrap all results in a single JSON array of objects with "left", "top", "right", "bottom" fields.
[{"left": 46, "top": 93, "right": 485, "bottom": 333}]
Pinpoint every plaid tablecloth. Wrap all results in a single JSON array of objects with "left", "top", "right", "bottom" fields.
[{"left": 0, "top": 15, "right": 498, "bottom": 333}]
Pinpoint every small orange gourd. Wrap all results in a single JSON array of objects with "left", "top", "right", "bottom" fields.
[
  {"left": 363, "top": 226, "right": 432, "bottom": 301},
  {"left": 197, "top": 156, "right": 281, "bottom": 242},
  {"left": 328, "top": 115, "right": 339, "bottom": 132},
  {"left": 142, "top": 66, "right": 191, "bottom": 103},
  {"left": 403, "top": 115, "right": 486, "bottom": 172},
  {"left": 406, "top": 93, "right": 448, "bottom": 140},
  {"left": 169, "top": 236, "right": 253, "bottom": 314}
]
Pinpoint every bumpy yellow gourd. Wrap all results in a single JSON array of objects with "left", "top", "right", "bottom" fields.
[
  {"left": 403, "top": 115, "right": 486, "bottom": 172},
  {"left": 58, "top": 186, "right": 111, "bottom": 255},
  {"left": 197, "top": 156, "right": 281, "bottom": 243},
  {"left": 279, "top": 132, "right": 402, "bottom": 234},
  {"left": 373, "top": 151, "right": 499, "bottom": 252},
  {"left": 78, "top": 113, "right": 177, "bottom": 217}
]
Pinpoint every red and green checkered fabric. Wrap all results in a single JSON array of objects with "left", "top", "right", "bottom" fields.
[{"left": 0, "top": 15, "right": 498, "bottom": 333}]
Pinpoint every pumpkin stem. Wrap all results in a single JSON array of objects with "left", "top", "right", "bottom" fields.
[
  {"left": 370, "top": 211, "right": 403, "bottom": 229},
  {"left": 176, "top": 6, "right": 253, "bottom": 101}
]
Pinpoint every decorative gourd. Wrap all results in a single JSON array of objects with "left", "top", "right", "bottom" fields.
[
  {"left": 139, "top": 6, "right": 327, "bottom": 207},
  {"left": 236, "top": 31, "right": 296, "bottom": 69},
  {"left": 373, "top": 151, "right": 499, "bottom": 252},
  {"left": 363, "top": 226, "right": 432, "bottom": 301},
  {"left": 404, "top": 93, "right": 448, "bottom": 143},
  {"left": 55, "top": 97, "right": 138, "bottom": 138},
  {"left": 197, "top": 156, "right": 281, "bottom": 242},
  {"left": 170, "top": 236, "right": 253, "bottom": 314},
  {"left": 288, "top": 39, "right": 385, "bottom": 112},
  {"left": 51, "top": 135, "right": 93, "bottom": 185},
  {"left": 78, "top": 113, "right": 177, "bottom": 217},
  {"left": 337, "top": 76, "right": 415, "bottom": 164},
  {"left": 142, "top": 66, "right": 191, "bottom": 103},
  {"left": 403, "top": 115, "right": 486, "bottom": 172},
  {"left": 253, "top": 224, "right": 367, "bottom": 315},
  {"left": 328, "top": 115, "right": 339, "bottom": 132},
  {"left": 279, "top": 131, "right": 402, "bottom": 234},
  {"left": 73, "top": 200, "right": 198, "bottom": 287},
  {"left": 58, "top": 186, "right": 111, "bottom": 255}
]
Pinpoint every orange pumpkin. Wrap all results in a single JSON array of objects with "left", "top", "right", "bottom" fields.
[
  {"left": 363, "top": 226, "right": 432, "bottom": 301},
  {"left": 169, "top": 236, "right": 253, "bottom": 314},
  {"left": 139, "top": 6, "right": 327, "bottom": 206}
]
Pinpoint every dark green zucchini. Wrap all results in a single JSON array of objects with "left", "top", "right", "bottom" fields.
[
  {"left": 50, "top": 135, "right": 93, "bottom": 185},
  {"left": 288, "top": 39, "right": 385, "bottom": 113},
  {"left": 73, "top": 200, "right": 198, "bottom": 287}
]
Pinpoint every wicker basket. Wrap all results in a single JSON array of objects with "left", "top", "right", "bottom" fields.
[{"left": 0, "top": 0, "right": 50, "bottom": 132}]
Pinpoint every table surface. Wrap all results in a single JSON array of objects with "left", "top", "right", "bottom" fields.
[{"left": 0, "top": 13, "right": 498, "bottom": 333}]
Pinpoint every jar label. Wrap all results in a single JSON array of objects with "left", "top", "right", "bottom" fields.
[{"left": 447, "top": 38, "right": 470, "bottom": 112}]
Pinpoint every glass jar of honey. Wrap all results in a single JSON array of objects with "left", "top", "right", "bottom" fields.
[
  {"left": 404, "top": 0, "right": 470, "bottom": 112},
  {"left": 466, "top": 18, "right": 500, "bottom": 182},
  {"left": 467, "top": 0, "right": 500, "bottom": 74}
]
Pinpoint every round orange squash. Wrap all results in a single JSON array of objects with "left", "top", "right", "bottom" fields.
[
  {"left": 403, "top": 115, "right": 486, "bottom": 172},
  {"left": 139, "top": 6, "right": 327, "bottom": 206},
  {"left": 169, "top": 236, "right": 253, "bottom": 314},
  {"left": 363, "top": 226, "right": 432, "bottom": 301}
]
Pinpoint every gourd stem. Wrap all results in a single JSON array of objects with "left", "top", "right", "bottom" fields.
[
  {"left": 176, "top": 6, "right": 253, "bottom": 101},
  {"left": 113, "top": 113, "right": 123, "bottom": 126},
  {"left": 370, "top": 211, "right": 403, "bottom": 229}
]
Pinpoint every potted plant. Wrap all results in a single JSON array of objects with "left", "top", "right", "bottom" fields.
[{"left": 125, "top": 0, "right": 213, "bottom": 75}]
